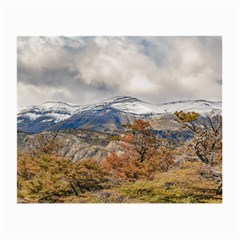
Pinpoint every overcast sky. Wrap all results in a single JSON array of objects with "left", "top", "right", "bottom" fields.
[{"left": 17, "top": 36, "right": 222, "bottom": 107}]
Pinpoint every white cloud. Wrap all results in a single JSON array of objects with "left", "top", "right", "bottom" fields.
[
  {"left": 17, "top": 36, "right": 222, "bottom": 107},
  {"left": 127, "top": 72, "right": 160, "bottom": 94},
  {"left": 17, "top": 81, "right": 72, "bottom": 107}
]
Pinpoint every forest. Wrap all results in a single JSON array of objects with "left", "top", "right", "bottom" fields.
[{"left": 17, "top": 111, "right": 222, "bottom": 203}]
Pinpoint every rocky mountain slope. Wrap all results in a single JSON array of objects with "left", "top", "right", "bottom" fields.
[
  {"left": 17, "top": 129, "right": 114, "bottom": 162},
  {"left": 17, "top": 127, "right": 192, "bottom": 162}
]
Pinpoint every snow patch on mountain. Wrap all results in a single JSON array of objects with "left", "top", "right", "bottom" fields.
[
  {"left": 17, "top": 96, "right": 222, "bottom": 132},
  {"left": 18, "top": 101, "right": 80, "bottom": 122},
  {"left": 74, "top": 96, "right": 222, "bottom": 115},
  {"left": 157, "top": 100, "right": 222, "bottom": 114}
]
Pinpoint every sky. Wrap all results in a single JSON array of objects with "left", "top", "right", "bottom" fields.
[{"left": 17, "top": 36, "right": 222, "bottom": 107}]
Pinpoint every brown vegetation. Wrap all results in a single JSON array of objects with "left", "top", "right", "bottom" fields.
[{"left": 17, "top": 115, "right": 222, "bottom": 203}]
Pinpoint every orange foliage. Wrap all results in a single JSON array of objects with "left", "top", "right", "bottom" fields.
[
  {"left": 102, "top": 152, "right": 144, "bottom": 181},
  {"left": 102, "top": 146, "right": 175, "bottom": 182}
]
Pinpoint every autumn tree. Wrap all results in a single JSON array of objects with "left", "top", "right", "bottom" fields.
[
  {"left": 102, "top": 151, "right": 146, "bottom": 181},
  {"left": 18, "top": 131, "right": 112, "bottom": 203},
  {"left": 174, "top": 110, "right": 222, "bottom": 194},
  {"left": 68, "top": 159, "right": 110, "bottom": 195},
  {"left": 103, "top": 119, "right": 175, "bottom": 181},
  {"left": 122, "top": 120, "right": 159, "bottom": 162},
  {"left": 18, "top": 153, "right": 112, "bottom": 203}
]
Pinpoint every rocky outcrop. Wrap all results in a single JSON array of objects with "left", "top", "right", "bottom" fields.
[{"left": 18, "top": 129, "right": 114, "bottom": 162}]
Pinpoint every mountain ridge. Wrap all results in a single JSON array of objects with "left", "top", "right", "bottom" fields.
[
  {"left": 17, "top": 96, "right": 222, "bottom": 133},
  {"left": 18, "top": 96, "right": 222, "bottom": 111}
]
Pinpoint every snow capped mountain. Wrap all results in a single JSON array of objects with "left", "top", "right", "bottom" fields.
[
  {"left": 18, "top": 101, "right": 80, "bottom": 122},
  {"left": 17, "top": 96, "right": 222, "bottom": 133},
  {"left": 17, "top": 101, "right": 81, "bottom": 133},
  {"left": 156, "top": 99, "right": 222, "bottom": 114},
  {"left": 85, "top": 96, "right": 159, "bottom": 114},
  {"left": 72, "top": 96, "right": 221, "bottom": 115}
]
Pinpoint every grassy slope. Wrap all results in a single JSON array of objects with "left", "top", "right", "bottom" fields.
[{"left": 59, "top": 161, "right": 222, "bottom": 204}]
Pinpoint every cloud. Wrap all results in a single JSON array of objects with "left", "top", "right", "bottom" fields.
[{"left": 17, "top": 36, "right": 222, "bottom": 107}]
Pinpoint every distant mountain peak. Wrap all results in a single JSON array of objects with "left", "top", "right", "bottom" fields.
[{"left": 18, "top": 96, "right": 222, "bottom": 133}]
